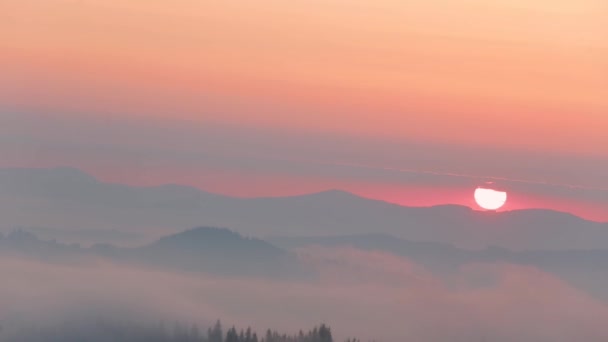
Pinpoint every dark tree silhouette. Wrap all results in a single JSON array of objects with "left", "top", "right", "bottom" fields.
[{"left": 0, "top": 317, "right": 361, "bottom": 342}]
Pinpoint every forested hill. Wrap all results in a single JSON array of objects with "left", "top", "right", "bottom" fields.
[{"left": 0, "top": 227, "right": 298, "bottom": 277}]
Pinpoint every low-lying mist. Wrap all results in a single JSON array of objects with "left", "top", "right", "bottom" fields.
[{"left": 1, "top": 245, "right": 608, "bottom": 342}]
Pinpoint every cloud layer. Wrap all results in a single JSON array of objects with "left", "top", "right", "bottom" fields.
[{"left": 2, "top": 247, "right": 608, "bottom": 341}]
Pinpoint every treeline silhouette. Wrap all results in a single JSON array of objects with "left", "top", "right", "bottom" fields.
[{"left": 2, "top": 318, "right": 363, "bottom": 342}]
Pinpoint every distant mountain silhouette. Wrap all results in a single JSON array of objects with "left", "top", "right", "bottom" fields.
[
  {"left": 270, "top": 233, "right": 608, "bottom": 300},
  {"left": 4, "top": 227, "right": 608, "bottom": 300},
  {"left": 0, "top": 229, "right": 90, "bottom": 264},
  {"left": 0, "top": 227, "right": 295, "bottom": 277},
  {"left": 270, "top": 233, "right": 471, "bottom": 272},
  {"left": 133, "top": 227, "right": 294, "bottom": 276},
  {"left": 1, "top": 167, "right": 607, "bottom": 250},
  {"left": 270, "top": 232, "right": 608, "bottom": 271}
]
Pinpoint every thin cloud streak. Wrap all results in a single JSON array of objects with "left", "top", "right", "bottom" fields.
[{"left": 226, "top": 152, "right": 608, "bottom": 192}]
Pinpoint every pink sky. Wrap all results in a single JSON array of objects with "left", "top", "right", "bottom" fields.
[{"left": 1, "top": 0, "right": 607, "bottom": 220}]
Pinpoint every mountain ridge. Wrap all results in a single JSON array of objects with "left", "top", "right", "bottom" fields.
[
  {"left": 1, "top": 167, "right": 607, "bottom": 251},
  {"left": 2, "top": 166, "right": 598, "bottom": 220},
  {"left": 0, "top": 226, "right": 294, "bottom": 277},
  {"left": 4, "top": 227, "right": 608, "bottom": 300}
]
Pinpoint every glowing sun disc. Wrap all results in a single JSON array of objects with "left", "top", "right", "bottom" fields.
[{"left": 474, "top": 187, "right": 507, "bottom": 210}]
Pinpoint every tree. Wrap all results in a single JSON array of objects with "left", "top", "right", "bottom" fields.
[
  {"left": 208, "top": 320, "right": 223, "bottom": 342},
  {"left": 226, "top": 327, "right": 239, "bottom": 342},
  {"left": 265, "top": 329, "right": 273, "bottom": 342},
  {"left": 245, "top": 327, "right": 252, "bottom": 342},
  {"left": 318, "top": 324, "right": 333, "bottom": 342}
]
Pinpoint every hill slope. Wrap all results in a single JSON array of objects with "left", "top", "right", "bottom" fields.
[{"left": 1, "top": 167, "right": 607, "bottom": 250}]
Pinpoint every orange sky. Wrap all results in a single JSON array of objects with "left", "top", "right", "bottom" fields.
[
  {"left": 1, "top": 0, "right": 607, "bottom": 219},
  {"left": 2, "top": 0, "right": 607, "bottom": 151}
]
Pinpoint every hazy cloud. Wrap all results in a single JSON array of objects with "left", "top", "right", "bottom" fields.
[{"left": 2, "top": 247, "right": 608, "bottom": 341}]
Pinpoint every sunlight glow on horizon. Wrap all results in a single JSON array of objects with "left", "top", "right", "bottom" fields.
[{"left": 1, "top": 0, "right": 606, "bottom": 221}]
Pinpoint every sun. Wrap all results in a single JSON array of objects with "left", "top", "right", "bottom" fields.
[{"left": 474, "top": 187, "right": 507, "bottom": 211}]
